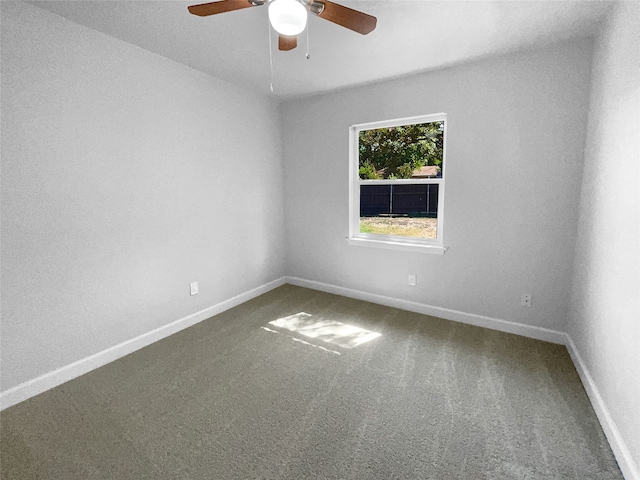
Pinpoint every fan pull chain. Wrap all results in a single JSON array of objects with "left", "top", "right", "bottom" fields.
[
  {"left": 267, "top": 15, "right": 274, "bottom": 92},
  {"left": 306, "top": 19, "right": 310, "bottom": 60}
]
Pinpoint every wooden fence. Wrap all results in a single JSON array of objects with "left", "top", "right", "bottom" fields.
[{"left": 360, "top": 184, "right": 438, "bottom": 217}]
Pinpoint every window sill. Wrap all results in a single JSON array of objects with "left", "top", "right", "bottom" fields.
[{"left": 346, "top": 237, "right": 448, "bottom": 255}]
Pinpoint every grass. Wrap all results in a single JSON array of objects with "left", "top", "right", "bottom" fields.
[{"left": 360, "top": 217, "right": 437, "bottom": 239}]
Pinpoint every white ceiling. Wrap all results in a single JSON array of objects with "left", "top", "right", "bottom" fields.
[{"left": 31, "top": 0, "right": 613, "bottom": 99}]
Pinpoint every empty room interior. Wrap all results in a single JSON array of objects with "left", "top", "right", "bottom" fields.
[{"left": 1, "top": 0, "right": 638, "bottom": 479}]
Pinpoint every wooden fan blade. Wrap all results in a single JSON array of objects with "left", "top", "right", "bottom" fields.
[
  {"left": 278, "top": 35, "right": 297, "bottom": 51},
  {"left": 188, "top": 0, "right": 259, "bottom": 17},
  {"left": 315, "top": 1, "right": 376, "bottom": 35}
]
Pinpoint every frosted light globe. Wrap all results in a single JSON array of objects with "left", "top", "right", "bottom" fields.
[{"left": 269, "top": 0, "right": 308, "bottom": 36}]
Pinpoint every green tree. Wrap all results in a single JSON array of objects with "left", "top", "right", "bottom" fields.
[
  {"left": 358, "top": 162, "right": 381, "bottom": 180},
  {"left": 358, "top": 121, "right": 443, "bottom": 179},
  {"left": 396, "top": 162, "right": 415, "bottom": 179}
]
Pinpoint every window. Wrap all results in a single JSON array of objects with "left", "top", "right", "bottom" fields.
[{"left": 348, "top": 113, "right": 447, "bottom": 254}]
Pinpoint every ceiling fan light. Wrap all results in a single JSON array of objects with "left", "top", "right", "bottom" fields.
[{"left": 268, "top": 0, "right": 308, "bottom": 36}]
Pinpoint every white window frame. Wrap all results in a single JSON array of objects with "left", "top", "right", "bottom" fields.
[{"left": 347, "top": 113, "right": 448, "bottom": 254}]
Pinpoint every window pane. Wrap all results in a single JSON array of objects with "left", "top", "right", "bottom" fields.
[
  {"left": 360, "top": 184, "right": 390, "bottom": 216},
  {"left": 358, "top": 121, "right": 444, "bottom": 180},
  {"left": 360, "top": 184, "right": 438, "bottom": 239}
]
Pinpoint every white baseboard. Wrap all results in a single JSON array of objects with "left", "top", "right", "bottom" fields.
[
  {"left": 564, "top": 335, "right": 639, "bottom": 480},
  {"left": 286, "top": 276, "right": 566, "bottom": 344},
  {"left": 286, "top": 276, "right": 637, "bottom": 480},
  {"left": 0, "top": 277, "right": 286, "bottom": 411},
  {"left": 3, "top": 275, "right": 636, "bottom": 480}
]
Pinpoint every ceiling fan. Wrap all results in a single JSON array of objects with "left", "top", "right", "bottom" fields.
[{"left": 188, "top": 0, "right": 377, "bottom": 51}]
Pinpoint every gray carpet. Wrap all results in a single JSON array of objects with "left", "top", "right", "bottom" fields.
[{"left": 0, "top": 285, "right": 622, "bottom": 479}]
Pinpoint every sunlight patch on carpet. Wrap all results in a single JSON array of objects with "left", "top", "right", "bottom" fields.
[
  {"left": 268, "top": 312, "right": 381, "bottom": 349},
  {"left": 261, "top": 326, "right": 341, "bottom": 355}
]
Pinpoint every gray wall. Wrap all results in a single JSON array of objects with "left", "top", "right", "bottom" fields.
[
  {"left": 1, "top": 2, "right": 285, "bottom": 390},
  {"left": 2, "top": 3, "right": 637, "bottom": 471},
  {"left": 568, "top": 2, "right": 640, "bottom": 474},
  {"left": 282, "top": 40, "right": 592, "bottom": 332}
]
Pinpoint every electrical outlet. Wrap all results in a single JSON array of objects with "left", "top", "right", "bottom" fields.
[
  {"left": 408, "top": 274, "right": 417, "bottom": 286},
  {"left": 521, "top": 294, "right": 531, "bottom": 307},
  {"left": 190, "top": 281, "right": 199, "bottom": 296}
]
